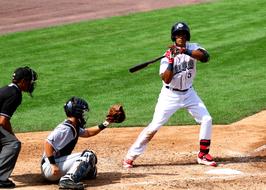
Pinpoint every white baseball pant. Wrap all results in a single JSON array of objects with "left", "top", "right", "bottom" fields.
[{"left": 126, "top": 87, "right": 212, "bottom": 160}]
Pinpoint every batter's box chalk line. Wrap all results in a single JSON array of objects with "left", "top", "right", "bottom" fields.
[
  {"left": 225, "top": 150, "right": 248, "bottom": 157},
  {"left": 253, "top": 144, "right": 266, "bottom": 152},
  {"left": 205, "top": 168, "right": 243, "bottom": 175}
]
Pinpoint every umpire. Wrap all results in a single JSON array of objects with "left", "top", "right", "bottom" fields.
[{"left": 0, "top": 66, "right": 37, "bottom": 188}]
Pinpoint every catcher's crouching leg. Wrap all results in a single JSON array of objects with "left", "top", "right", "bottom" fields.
[
  {"left": 59, "top": 150, "right": 97, "bottom": 189},
  {"left": 82, "top": 150, "right": 98, "bottom": 179}
]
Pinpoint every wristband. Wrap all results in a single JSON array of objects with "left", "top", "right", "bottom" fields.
[
  {"left": 98, "top": 121, "right": 110, "bottom": 130},
  {"left": 48, "top": 155, "right": 56, "bottom": 165},
  {"left": 184, "top": 49, "right": 193, "bottom": 56}
]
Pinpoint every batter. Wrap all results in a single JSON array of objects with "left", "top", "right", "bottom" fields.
[{"left": 123, "top": 21, "right": 216, "bottom": 168}]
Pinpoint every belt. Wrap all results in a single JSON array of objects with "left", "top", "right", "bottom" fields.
[{"left": 165, "top": 86, "right": 190, "bottom": 92}]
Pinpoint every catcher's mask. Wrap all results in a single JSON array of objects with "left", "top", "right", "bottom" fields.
[
  {"left": 171, "top": 22, "right": 190, "bottom": 42},
  {"left": 12, "top": 66, "right": 38, "bottom": 96},
  {"left": 64, "top": 96, "right": 89, "bottom": 128}
]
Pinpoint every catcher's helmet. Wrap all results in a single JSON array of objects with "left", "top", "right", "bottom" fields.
[
  {"left": 64, "top": 97, "right": 89, "bottom": 126},
  {"left": 12, "top": 66, "right": 38, "bottom": 95},
  {"left": 171, "top": 22, "right": 190, "bottom": 41}
]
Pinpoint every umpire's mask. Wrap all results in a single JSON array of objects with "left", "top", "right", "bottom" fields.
[{"left": 12, "top": 66, "right": 38, "bottom": 97}]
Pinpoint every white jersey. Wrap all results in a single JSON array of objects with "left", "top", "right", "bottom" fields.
[{"left": 160, "top": 42, "right": 204, "bottom": 90}]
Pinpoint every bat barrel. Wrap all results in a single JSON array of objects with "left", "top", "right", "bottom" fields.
[{"left": 129, "top": 55, "right": 165, "bottom": 73}]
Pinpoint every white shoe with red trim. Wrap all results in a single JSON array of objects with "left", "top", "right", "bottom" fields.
[
  {"left": 123, "top": 159, "right": 134, "bottom": 168},
  {"left": 197, "top": 152, "right": 217, "bottom": 167}
]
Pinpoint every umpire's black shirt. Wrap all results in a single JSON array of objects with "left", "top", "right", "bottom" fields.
[{"left": 0, "top": 83, "right": 22, "bottom": 119}]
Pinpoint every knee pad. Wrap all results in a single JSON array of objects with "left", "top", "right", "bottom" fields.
[
  {"left": 66, "top": 150, "right": 97, "bottom": 181},
  {"left": 81, "top": 150, "right": 97, "bottom": 165}
]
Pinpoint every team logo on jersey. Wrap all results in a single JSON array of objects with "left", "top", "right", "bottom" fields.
[{"left": 174, "top": 59, "right": 194, "bottom": 74}]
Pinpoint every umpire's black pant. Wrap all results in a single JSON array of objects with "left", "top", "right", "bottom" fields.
[{"left": 0, "top": 127, "right": 21, "bottom": 181}]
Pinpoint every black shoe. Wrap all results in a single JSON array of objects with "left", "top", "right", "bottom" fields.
[
  {"left": 0, "top": 179, "right": 16, "bottom": 188},
  {"left": 59, "top": 179, "right": 84, "bottom": 190}
]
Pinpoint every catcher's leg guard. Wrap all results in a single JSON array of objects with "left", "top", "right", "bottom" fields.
[
  {"left": 81, "top": 150, "right": 97, "bottom": 179},
  {"left": 60, "top": 150, "right": 97, "bottom": 183},
  {"left": 84, "top": 165, "right": 97, "bottom": 180},
  {"left": 81, "top": 149, "right": 97, "bottom": 165}
]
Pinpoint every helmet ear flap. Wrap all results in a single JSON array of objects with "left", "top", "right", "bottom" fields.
[
  {"left": 64, "top": 97, "right": 89, "bottom": 118},
  {"left": 64, "top": 99, "right": 74, "bottom": 117},
  {"left": 64, "top": 97, "right": 89, "bottom": 128}
]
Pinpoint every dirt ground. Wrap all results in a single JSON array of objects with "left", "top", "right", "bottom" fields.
[
  {"left": 13, "top": 111, "right": 266, "bottom": 190},
  {"left": 1, "top": 0, "right": 266, "bottom": 189},
  {"left": 0, "top": 0, "right": 207, "bottom": 35}
]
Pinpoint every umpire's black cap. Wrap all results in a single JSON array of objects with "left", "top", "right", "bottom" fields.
[{"left": 12, "top": 66, "right": 37, "bottom": 82}]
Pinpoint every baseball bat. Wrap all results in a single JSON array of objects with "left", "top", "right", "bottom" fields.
[{"left": 129, "top": 55, "right": 165, "bottom": 73}]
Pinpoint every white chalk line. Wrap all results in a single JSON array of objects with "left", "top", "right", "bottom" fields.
[
  {"left": 254, "top": 144, "right": 266, "bottom": 152},
  {"left": 106, "top": 172, "right": 266, "bottom": 188}
]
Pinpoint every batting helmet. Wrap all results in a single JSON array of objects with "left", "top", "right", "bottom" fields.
[
  {"left": 171, "top": 22, "right": 190, "bottom": 41},
  {"left": 64, "top": 97, "right": 89, "bottom": 127}
]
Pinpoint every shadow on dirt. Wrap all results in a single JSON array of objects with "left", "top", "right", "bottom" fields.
[
  {"left": 216, "top": 155, "right": 266, "bottom": 164},
  {"left": 134, "top": 160, "right": 198, "bottom": 167},
  {"left": 84, "top": 171, "right": 147, "bottom": 187},
  {"left": 12, "top": 172, "right": 144, "bottom": 188},
  {"left": 12, "top": 173, "right": 56, "bottom": 188},
  {"left": 84, "top": 171, "right": 122, "bottom": 187},
  {"left": 125, "top": 155, "right": 266, "bottom": 167}
]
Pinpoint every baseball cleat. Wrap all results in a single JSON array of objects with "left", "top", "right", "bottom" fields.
[
  {"left": 123, "top": 159, "right": 134, "bottom": 168},
  {"left": 59, "top": 179, "right": 84, "bottom": 190},
  {"left": 197, "top": 152, "right": 217, "bottom": 167},
  {"left": 0, "top": 179, "right": 16, "bottom": 188}
]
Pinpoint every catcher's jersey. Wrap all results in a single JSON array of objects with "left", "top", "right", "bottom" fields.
[
  {"left": 46, "top": 120, "right": 86, "bottom": 157},
  {"left": 160, "top": 42, "right": 205, "bottom": 90}
]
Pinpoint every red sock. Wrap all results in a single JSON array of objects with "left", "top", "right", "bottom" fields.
[{"left": 199, "top": 139, "right": 211, "bottom": 155}]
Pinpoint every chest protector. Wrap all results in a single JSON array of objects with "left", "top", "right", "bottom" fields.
[{"left": 57, "top": 120, "right": 79, "bottom": 157}]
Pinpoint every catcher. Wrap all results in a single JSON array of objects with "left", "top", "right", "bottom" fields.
[{"left": 40, "top": 96, "right": 125, "bottom": 190}]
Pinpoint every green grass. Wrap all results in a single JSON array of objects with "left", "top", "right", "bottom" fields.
[{"left": 0, "top": 0, "right": 265, "bottom": 132}]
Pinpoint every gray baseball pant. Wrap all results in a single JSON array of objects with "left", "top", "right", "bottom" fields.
[{"left": 0, "top": 127, "right": 21, "bottom": 181}]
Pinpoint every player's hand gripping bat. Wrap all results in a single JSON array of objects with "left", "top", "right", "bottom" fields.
[{"left": 129, "top": 45, "right": 179, "bottom": 73}]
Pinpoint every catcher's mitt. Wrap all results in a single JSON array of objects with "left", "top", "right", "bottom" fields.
[{"left": 106, "top": 104, "right": 126, "bottom": 123}]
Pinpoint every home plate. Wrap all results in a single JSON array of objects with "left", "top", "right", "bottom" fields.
[{"left": 205, "top": 168, "right": 243, "bottom": 175}]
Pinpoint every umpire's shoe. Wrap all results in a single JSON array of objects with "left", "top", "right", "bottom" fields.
[
  {"left": 0, "top": 179, "right": 16, "bottom": 188},
  {"left": 59, "top": 179, "right": 84, "bottom": 190}
]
